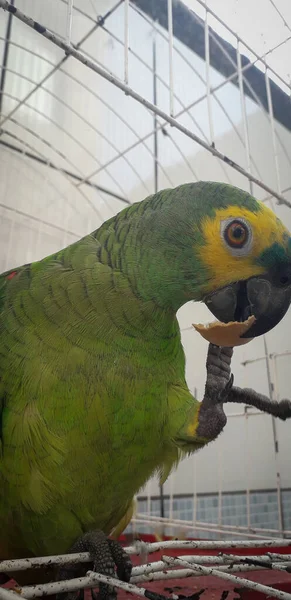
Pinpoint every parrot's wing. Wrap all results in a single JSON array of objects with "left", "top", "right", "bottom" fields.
[
  {"left": 159, "top": 446, "right": 181, "bottom": 485},
  {"left": 110, "top": 498, "right": 137, "bottom": 539}
]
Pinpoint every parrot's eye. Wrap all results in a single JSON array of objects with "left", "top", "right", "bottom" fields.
[
  {"left": 221, "top": 218, "right": 253, "bottom": 256},
  {"left": 225, "top": 220, "right": 248, "bottom": 247}
]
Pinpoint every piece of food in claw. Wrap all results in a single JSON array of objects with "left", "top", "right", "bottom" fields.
[{"left": 193, "top": 315, "right": 256, "bottom": 347}]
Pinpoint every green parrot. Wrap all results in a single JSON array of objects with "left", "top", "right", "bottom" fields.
[{"left": 1, "top": 182, "right": 291, "bottom": 598}]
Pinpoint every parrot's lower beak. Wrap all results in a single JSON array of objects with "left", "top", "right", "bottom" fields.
[{"left": 204, "top": 264, "right": 291, "bottom": 338}]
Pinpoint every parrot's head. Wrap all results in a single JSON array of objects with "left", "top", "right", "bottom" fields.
[
  {"left": 188, "top": 182, "right": 291, "bottom": 338},
  {"left": 137, "top": 181, "right": 291, "bottom": 339}
]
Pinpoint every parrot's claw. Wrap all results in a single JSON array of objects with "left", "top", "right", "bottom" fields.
[
  {"left": 56, "top": 531, "right": 132, "bottom": 600},
  {"left": 218, "top": 372, "right": 234, "bottom": 402},
  {"left": 203, "top": 344, "right": 234, "bottom": 407},
  {"left": 195, "top": 344, "right": 234, "bottom": 441}
]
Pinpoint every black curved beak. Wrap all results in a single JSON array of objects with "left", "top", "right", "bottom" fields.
[{"left": 204, "top": 263, "right": 291, "bottom": 338}]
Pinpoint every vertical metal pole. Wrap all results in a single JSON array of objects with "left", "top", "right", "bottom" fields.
[
  {"left": 159, "top": 483, "right": 165, "bottom": 521},
  {"left": 124, "top": 0, "right": 129, "bottom": 84},
  {"left": 192, "top": 384, "right": 198, "bottom": 533},
  {"left": 265, "top": 67, "right": 281, "bottom": 194},
  {"left": 153, "top": 23, "right": 164, "bottom": 524},
  {"left": 0, "top": 0, "right": 14, "bottom": 117},
  {"left": 272, "top": 354, "right": 280, "bottom": 403},
  {"left": 66, "top": 0, "right": 74, "bottom": 45},
  {"left": 146, "top": 479, "right": 151, "bottom": 521},
  {"left": 217, "top": 439, "right": 223, "bottom": 528},
  {"left": 153, "top": 26, "right": 158, "bottom": 195},
  {"left": 192, "top": 455, "right": 197, "bottom": 533},
  {"left": 131, "top": 495, "right": 137, "bottom": 539},
  {"left": 169, "top": 473, "right": 174, "bottom": 536},
  {"left": 204, "top": 3, "right": 214, "bottom": 145},
  {"left": 167, "top": 0, "right": 174, "bottom": 116},
  {"left": 245, "top": 408, "right": 251, "bottom": 531},
  {"left": 263, "top": 336, "right": 285, "bottom": 536},
  {"left": 237, "top": 39, "right": 253, "bottom": 195}
]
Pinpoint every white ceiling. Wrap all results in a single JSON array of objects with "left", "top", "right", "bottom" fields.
[{"left": 184, "top": 0, "right": 291, "bottom": 93}]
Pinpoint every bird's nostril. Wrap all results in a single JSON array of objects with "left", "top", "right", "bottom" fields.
[
  {"left": 275, "top": 264, "right": 291, "bottom": 287},
  {"left": 280, "top": 275, "right": 290, "bottom": 285}
]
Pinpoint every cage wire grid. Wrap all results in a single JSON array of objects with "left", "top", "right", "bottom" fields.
[{"left": 1, "top": 0, "right": 291, "bottom": 598}]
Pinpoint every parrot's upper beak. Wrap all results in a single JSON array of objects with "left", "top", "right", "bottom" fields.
[{"left": 204, "top": 263, "right": 291, "bottom": 338}]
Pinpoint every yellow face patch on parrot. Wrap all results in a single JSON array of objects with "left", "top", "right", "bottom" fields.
[{"left": 196, "top": 204, "right": 289, "bottom": 294}]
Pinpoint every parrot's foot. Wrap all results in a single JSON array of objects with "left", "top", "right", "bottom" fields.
[
  {"left": 225, "top": 387, "right": 291, "bottom": 420},
  {"left": 56, "top": 530, "right": 132, "bottom": 600},
  {"left": 196, "top": 344, "right": 234, "bottom": 440}
]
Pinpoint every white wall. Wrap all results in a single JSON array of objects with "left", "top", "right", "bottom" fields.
[{"left": 1, "top": 0, "right": 291, "bottom": 500}]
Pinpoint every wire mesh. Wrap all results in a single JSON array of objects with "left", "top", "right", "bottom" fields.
[{"left": 1, "top": 0, "right": 291, "bottom": 597}]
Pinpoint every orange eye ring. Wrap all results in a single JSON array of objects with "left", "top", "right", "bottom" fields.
[{"left": 224, "top": 220, "right": 249, "bottom": 248}]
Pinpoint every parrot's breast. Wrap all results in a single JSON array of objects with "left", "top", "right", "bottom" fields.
[
  {"left": 0, "top": 337, "right": 185, "bottom": 558},
  {"left": 0, "top": 254, "right": 187, "bottom": 558}
]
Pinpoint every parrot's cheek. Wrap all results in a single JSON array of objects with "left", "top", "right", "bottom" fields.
[{"left": 204, "top": 263, "right": 291, "bottom": 339}]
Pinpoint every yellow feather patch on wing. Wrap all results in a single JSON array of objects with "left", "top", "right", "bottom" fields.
[
  {"left": 197, "top": 204, "right": 289, "bottom": 293},
  {"left": 110, "top": 498, "right": 137, "bottom": 539},
  {"left": 186, "top": 403, "right": 201, "bottom": 438}
]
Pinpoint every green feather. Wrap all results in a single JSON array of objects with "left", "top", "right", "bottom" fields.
[{"left": 0, "top": 181, "right": 289, "bottom": 561}]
